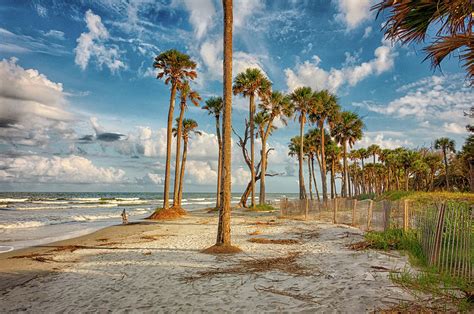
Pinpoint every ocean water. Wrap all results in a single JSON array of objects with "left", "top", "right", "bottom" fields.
[{"left": 0, "top": 192, "right": 294, "bottom": 253}]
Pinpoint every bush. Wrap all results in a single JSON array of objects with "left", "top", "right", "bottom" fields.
[{"left": 251, "top": 204, "right": 277, "bottom": 211}]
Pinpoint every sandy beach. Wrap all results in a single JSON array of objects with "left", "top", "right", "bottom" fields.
[{"left": 0, "top": 209, "right": 418, "bottom": 312}]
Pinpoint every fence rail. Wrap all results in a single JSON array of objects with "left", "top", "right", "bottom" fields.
[{"left": 280, "top": 198, "right": 473, "bottom": 280}]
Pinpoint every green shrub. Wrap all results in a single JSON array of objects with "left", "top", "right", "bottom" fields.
[{"left": 251, "top": 204, "right": 277, "bottom": 211}]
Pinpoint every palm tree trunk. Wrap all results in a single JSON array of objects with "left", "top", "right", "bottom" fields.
[
  {"left": 173, "top": 104, "right": 185, "bottom": 207},
  {"left": 215, "top": 116, "right": 222, "bottom": 209},
  {"left": 342, "top": 140, "right": 348, "bottom": 198},
  {"left": 298, "top": 118, "right": 307, "bottom": 199},
  {"left": 311, "top": 156, "right": 320, "bottom": 201},
  {"left": 216, "top": 0, "right": 232, "bottom": 246},
  {"left": 163, "top": 83, "right": 177, "bottom": 209},
  {"left": 177, "top": 138, "right": 188, "bottom": 205},
  {"left": 320, "top": 125, "right": 327, "bottom": 202},
  {"left": 249, "top": 94, "right": 256, "bottom": 207},
  {"left": 443, "top": 148, "right": 450, "bottom": 190},
  {"left": 405, "top": 168, "right": 409, "bottom": 191},
  {"left": 259, "top": 135, "right": 267, "bottom": 205},
  {"left": 331, "top": 159, "right": 335, "bottom": 199},
  {"left": 307, "top": 156, "right": 313, "bottom": 200}
]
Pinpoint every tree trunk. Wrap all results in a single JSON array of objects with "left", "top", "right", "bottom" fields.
[
  {"left": 215, "top": 115, "right": 222, "bottom": 209},
  {"left": 216, "top": 0, "right": 233, "bottom": 246},
  {"left": 320, "top": 125, "right": 327, "bottom": 202},
  {"left": 298, "top": 118, "right": 307, "bottom": 199},
  {"left": 311, "top": 156, "right": 320, "bottom": 201},
  {"left": 342, "top": 140, "right": 348, "bottom": 197},
  {"left": 177, "top": 138, "right": 188, "bottom": 205},
  {"left": 405, "top": 168, "right": 409, "bottom": 191},
  {"left": 361, "top": 159, "right": 366, "bottom": 194},
  {"left": 249, "top": 93, "right": 256, "bottom": 207},
  {"left": 307, "top": 156, "right": 313, "bottom": 200},
  {"left": 259, "top": 135, "right": 267, "bottom": 205},
  {"left": 443, "top": 148, "right": 450, "bottom": 190},
  {"left": 331, "top": 159, "right": 335, "bottom": 199},
  {"left": 173, "top": 103, "right": 185, "bottom": 206},
  {"left": 470, "top": 159, "right": 474, "bottom": 192},
  {"left": 163, "top": 83, "right": 177, "bottom": 209}
]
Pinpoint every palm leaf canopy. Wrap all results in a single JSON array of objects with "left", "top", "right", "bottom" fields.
[
  {"left": 202, "top": 97, "right": 223, "bottom": 117},
  {"left": 373, "top": 0, "right": 473, "bottom": 80},
  {"left": 310, "top": 90, "right": 340, "bottom": 127},
  {"left": 259, "top": 91, "right": 292, "bottom": 126},
  {"left": 232, "top": 68, "right": 272, "bottom": 99},
  {"left": 331, "top": 111, "right": 364, "bottom": 148},
  {"left": 173, "top": 118, "right": 201, "bottom": 138},
  {"left": 153, "top": 49, "right": 197, "bottom": 86},
  {"left": 179, "top": 81, "right": 202, "bottom": 107},
  {"left": 290, "top": 86, "right": 314, "bottom": 123},
  {"left": 434, "top": 137, "right": 456, "bottom": 152}
]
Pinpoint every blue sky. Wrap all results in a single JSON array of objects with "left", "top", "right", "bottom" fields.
[{"left": 0, "top": 0, "right": 471, "bottom": 193}]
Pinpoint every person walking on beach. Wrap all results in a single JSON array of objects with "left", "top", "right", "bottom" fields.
[{"left": 121, "top": 209, "right": 128, "bottom": 224}]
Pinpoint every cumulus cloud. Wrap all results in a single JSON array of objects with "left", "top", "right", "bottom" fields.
[
  {"left": 356, "top": 133, "right": 413, "bottom": 149},
  {"left": 234, "top": 0, "right": 265, "bottom": 29},
  {"left": 136, "top": 173, "right": 164, "bottom": 185},
  {"left": 0, "top": 155, "right": 126, "bottom": 184},
  {"left": 175, "top": 0, "right": 215, "bottom": 39},
  {"left": 285, "top": 41, "right": 396, "bottom": 92},
  {"left": 334, "top": 0, "right": 373, "bottom": 30},
  {"left": 0, "top": 58, "right": 75, "bottom": 146},
  {"left": 74, "top": 10, "right": 126, "bottom": 73},
  {"left": 443, "top": 122, "right": 466, "bottom": 135}
]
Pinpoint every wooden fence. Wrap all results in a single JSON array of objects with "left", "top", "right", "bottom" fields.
[{"left": 280, "top": 198, "right": 473, "bottom": 280}]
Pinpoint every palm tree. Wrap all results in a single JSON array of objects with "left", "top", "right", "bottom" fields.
[
  {"left": 233, "top": 68, "right": 272, "bottom": 208},
  {"left": 211, "top": 0, "right": 238, "bottom": 252},
  {"left": 255, "top": 91, "right": 291, "bottom": 204},
  {"left": 202, "top": 97, "right": 224, "bottom": 209},
  {"left": 434, "top": 137, "right": 456, "bottom": 190},
  {"left": 173, "top": 119, "right": 202, "bottom": 206},
  {"left": 424, "top": 152, "right": 443, "bottom": 191},
  {"left": 357, "top": 148, "right": 369, "bottom": 194},
  {"left": 152, "top": 49, "right": 197, "bottom": 212},
  {"left": 331, "top": 111, "right": 364, "bottom": 198},
  {"left": 173, "top": 81, "right": 201, "bottom": 208},
  {"left": 310, "top": 90, "right": 340, "bottom": 202},
  {"left": 373, "top": 0, "right": 473, "bottom": 80},
  {"left": 305, "top": 128, "right": 322, "bottom": 201},
  {"left": 367, "top": 144, "right": 381, "bottom": 194},
  {"left": 290, "top": 86, "right": 315, "bottom": 200},
  {"left": 326, "top": 140, "right": 341, "bottom": 199}
]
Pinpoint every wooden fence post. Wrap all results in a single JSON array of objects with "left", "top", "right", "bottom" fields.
[
  {"left": 403, "top": 199, "right": 409, "bottom": 231},
  {"left": 367, "top": 200, "right": 373, "bottom": 231},
  {"left": 305, "top": 199, "right": 309, "bottom": 221},
  {"left": 333, "top": 198, "right": 338, "bottom": 224},
  {"left": 352, "top": 199, "right": 357, "bottom": 226},
  {"left": 431, "top": 203, "right": 446, "bottom": 266}
]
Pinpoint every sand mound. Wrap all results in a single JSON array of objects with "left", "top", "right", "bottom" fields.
[
  {"left": 147, "top": 206, "right": 186, "bottom": 220},
  {"left": 201, "top": 244, "right": 242, "bottom": 254}
]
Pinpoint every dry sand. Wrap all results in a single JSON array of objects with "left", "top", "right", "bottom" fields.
[{"left": 0, "top": 209, "right": 418, "bottom": 312}]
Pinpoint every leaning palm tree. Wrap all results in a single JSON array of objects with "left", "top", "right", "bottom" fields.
[
  {"left": 152, "top": 49, "right": 197, "bottom": 215},
  {"left": 207, "top": 0, "right": 240, "bottom": 253},
  {"left": 290, "top": 86, "right": 315, "bottom": 199},
  {"left": 310, "top": 90, "right": 340, "bottom": 202},
  {"left": 202, "top": 97, "right": 224, "bottom": 209},
  {"left": 173, "top": 81, "right": 201, "bottom": 208},
  {"left": 373, "top": 0, "right": 473, "bottom": 80},
  {"left": 233, "top": 68, "right": 272, "bottom": 208},
  {"left": 173, "top": 119, "right": 202, "bottom": 206},
  {"left": 331, "top": 111, "right": 364, "bottom": 198},
  {"left": 256, "top": 91, "right": 291, "bottom": 204},
  {"left": 434, "top": 137, "right": 456, "bottom": 190}
]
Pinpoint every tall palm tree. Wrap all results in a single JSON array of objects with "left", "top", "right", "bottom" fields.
[
  {"left": 310, "top": 90, "right": 340, "bottom": 202},
  {"left": 434, "top": 137, "right": 456, "bottom": 190},
  {"left": 326, "top": 140, "right": 341, "bottom": 199},
  {"left": 211, "top": 0, "right": 237, "bottom": 251},
  {"left": 424, "top": 152, "right": 442, "bottom": 191},
  {"left": 357, "top": 148, "right": 369, "bottom": 194},
  {"left": 290, "top": 86, "right": 314, "bottom": 200},
  {"left": 255, "top": 91, "right": 291, "bottom": 204},
  {"left": 153, "top": 49, "right": 197, "bottom": 212},
  {"left": 233, "top": 68, "right": 272, "bottom": 208},
  {"left": 305, "top": 128, "right": 322, "bottom": 201},
  {"left": 373, "top": 0, "right": 473, "bottom": 80},
  {"left": 173, "top": 119, "right": 202, "bottom": 206},
  {"left": 331, "top": 111, "right": 364, "bottom": 198},
  {"left": 202, "top": 97, "right": 224, "bottom": 209},
  {"left": 173, "top": 82, "right": 201, "bottom": 208}
]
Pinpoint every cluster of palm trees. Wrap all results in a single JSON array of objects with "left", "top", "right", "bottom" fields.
[
  {"left": 149, "top": 49, "right": 203, "bottom": 217},
  {"left": 291, "top": 135, "right": 472, "bottom": 201}
]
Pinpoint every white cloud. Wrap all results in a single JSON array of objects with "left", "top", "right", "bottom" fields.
[
  {"left": 334, "top": 0, "right": 373, "bottom": 30},
  {"left": 175, "top": 0, "right": 216, "bottom": 39},
  {"left": 0, "top": 58, "right": 75, "bottom": 146},
  {"left": 0, "top": 27, "right": 67, "bottom": 56},
  {"left": 443, "top": 122, "right": 466, "bottom": 134},
  {"left": 356, "top": 133, "right": 413, "bottom": 149},
  {"left": 34, "top": 3, "right": 48, "bottom": 17},
  {"left": 356, "top": 75, "right": 473, "bottom": 122},
  {"left": 234, "top": 0, "right": 265, "bottom": 29},
  {"left": 74, "top": 10, "right": 126, "bottom": 73},
  {"left": 136, "top": 173, "right": 164, "bottom": 185},
  {"left": 285, "top": 41, "right": 396, "bottom": 92},
  {"left": 0, "top": 155, "right": 126, "bottom": 184},
  {"left": 42, "top": 30, "right": 65, "bottom": 40},
  {"left": 363, "top": 26, "right": 372, "bottom": 38}
]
